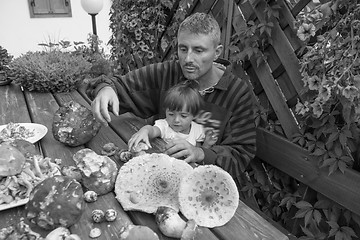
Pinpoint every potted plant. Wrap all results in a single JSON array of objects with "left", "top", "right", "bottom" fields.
[{"left": 8, "top": 48, "right": 92, "bottom": 93}]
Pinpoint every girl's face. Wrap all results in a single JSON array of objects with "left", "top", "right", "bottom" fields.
[{"left": 165, "top": 106, "right": 195, "bottom": 134}]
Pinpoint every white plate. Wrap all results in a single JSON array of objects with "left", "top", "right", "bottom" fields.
[
  {"left": 0, "top": 123, "right": 48, "bottom": 143},
  {"left": 0, "top": 198, "right": 29, "bottom": 211}
]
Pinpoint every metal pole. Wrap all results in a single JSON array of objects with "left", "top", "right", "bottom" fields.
[{"left": 90, "top": 13, "right": 97, "bottom": 36}]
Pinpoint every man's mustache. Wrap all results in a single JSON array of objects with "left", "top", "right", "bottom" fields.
[{"left": 184, "top": 63, "right": 197, "bottom": 68}]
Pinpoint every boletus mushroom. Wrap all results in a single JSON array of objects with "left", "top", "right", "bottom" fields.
[
  {"left": 73, "top": 148, "right": 118, "bottom": 195},
  {"left": 24, "top": 175, "right": 85, "bottom": 230},
  {"left": 52, "top": 101, "right": 101, "bottom": 147}
]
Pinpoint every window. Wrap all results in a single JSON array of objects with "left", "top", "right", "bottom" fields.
[{"left": 28, "top": 0, "right": 72, "bottom": 18}]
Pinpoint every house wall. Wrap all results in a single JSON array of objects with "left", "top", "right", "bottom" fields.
[{"left": 0, "top": 0, "right": 113, "bottom": 58}]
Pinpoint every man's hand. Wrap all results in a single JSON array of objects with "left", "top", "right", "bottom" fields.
[
  {"left": 91, "top": 86, "right": 119, "bottom": 126},
  {"left": 165, "top": 139, "right": 205, "bottom": 163}
]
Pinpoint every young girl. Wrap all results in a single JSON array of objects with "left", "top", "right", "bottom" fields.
[{"left": 128, "top": 80, "right": 217, "bottom": 151}]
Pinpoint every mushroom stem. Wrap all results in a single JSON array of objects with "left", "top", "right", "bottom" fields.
[
  {"left": 32, "top": 155, "right": 44, "bottom": 179},
  {"left": 181, "top": 219, "right": 198, "bottom": 240},
  {"left": 155, "top": 206, "right": 186, "bottom": 238}
]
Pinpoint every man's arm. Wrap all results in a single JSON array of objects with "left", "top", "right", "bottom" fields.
[
  {"left": 86, "top": 61, "right": 182, "bottom": 122},
  {"left": 202, "top": 84, "right": 257, "bottom": 178}
]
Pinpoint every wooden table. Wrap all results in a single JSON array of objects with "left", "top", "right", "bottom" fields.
[{"left": 0, "top": 83, "right": 289, "bottom": 240}]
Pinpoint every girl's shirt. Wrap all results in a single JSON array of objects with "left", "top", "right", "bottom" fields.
[{"left": 154, "top": 119, "right": 205, "bottom": 146}]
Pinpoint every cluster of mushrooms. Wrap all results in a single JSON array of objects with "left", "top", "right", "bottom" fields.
[{"left": 115, "top": 153, "right": 240, "bottom": 239}]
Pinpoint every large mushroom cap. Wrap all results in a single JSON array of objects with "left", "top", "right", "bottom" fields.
[
  {"left": 179, "top": 165, "right": 239, "bottom": 228},
  {"left": 0, "top": 143, "right": 26, "bottom": 176},
  {"left": 114, "top": 153, "right": 193, "bottom": 214}
]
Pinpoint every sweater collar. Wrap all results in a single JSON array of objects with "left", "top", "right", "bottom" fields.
[
  {"left": 213, "top": 58, "right": 232, "bottom": 91},
  {"left": 177, "top": 58, "right": 232, "bottom": 91}
]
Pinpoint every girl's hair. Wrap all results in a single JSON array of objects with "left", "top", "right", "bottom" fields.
[
  {"left": 163, "top": 80, "right": 202, "bottom": 116},
  {"left": 178, "top": 12, "right": 221, "bottom": 46}
]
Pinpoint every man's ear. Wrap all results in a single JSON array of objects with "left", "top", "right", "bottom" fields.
[{"left": 215, "top": 44, "right": 223, "bottom": 60}]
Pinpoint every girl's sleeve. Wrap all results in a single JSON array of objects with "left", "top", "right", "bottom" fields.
[{"left": 154, "top": 119, "right": 167, "bottom": 139}]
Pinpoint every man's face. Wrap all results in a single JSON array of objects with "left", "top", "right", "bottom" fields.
[{"left": 177, "top": 30, "right": 221, "bottom": 81}]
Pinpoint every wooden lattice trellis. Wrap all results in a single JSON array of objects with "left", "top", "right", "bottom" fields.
[{"left": 117, "top": 0, "right": 360, "bottom": 225}]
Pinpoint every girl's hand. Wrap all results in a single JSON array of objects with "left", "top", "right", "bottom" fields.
[{"left": 128, "top": 128, "right": 152, "bottom": 151}]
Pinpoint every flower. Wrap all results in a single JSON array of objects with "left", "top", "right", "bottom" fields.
[
  {"left": 318, "top": 85, "right": 332, "bottom": 102},
  {"left": 295, "top": 101, "right": 310, "bottom": 115},
  {"left": 140, "top": 45, "right": 150, "bottom": 52},
  {"left": 310, "top": 100, "right": 323, "bottom": 118},
  {"left": 342, "top": 85, "right": 359, "bottom": 101},
  {"left": 110, "top": 0, "right": 183, "bottom": 74},
  {"left": 297, "top": 23, "right": 316, "bottom": 41},
  {"left": 147, "top": 51, "right": 154, "bottom": 59},
  {"left": 307, "top": 75, "right": 322, "bottom": 91}
]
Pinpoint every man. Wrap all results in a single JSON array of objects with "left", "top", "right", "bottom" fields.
[{"left": 86, "top": 12, "right": 256, "bottom": 181}]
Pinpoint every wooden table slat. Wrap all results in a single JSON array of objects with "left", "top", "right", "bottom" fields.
[
  {"left": 213, "top": 201, "right": 289, "bottom": 240},
  {"left": 0, "top": 85, "right": 31, "bottom": 124}
]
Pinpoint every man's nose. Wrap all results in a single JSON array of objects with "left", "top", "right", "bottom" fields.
[{"left": 185, "top": 51, "right": 194, "bottom": 62}]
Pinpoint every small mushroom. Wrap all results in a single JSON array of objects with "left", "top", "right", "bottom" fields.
[
  {"left": 64, "top": 234, "right": 82, "bottom": 240},
  {"left": 101, "top": 142, "right": 118, "bottom": 156},
  {"left": 84, "top": 190, "right": 98, "bottom": 203},
  {"left": 45, "top": 226, "right": 70, "bottom": 240},
  {"left": 89, "top": 228, "right": 101, "bottom": 238},
  {"left": 181, "top": 219, "right": 198, "bottom": 240},
  {"left": 119, "top": 225, "right": 159, "bottom": 240},
  {"left": 105, "top": 209, "right": 117, "bottom": 222},
  {"left": 178, "top": 165, "right": 239, "bottom": 228},
  {"left": 91, "top": 209, "right": 105, "bottom": 223},
  {"left": 155, "top": 206, "right": 186, "bottom": 238},
  {"left": 130, "top": 142, "right": 149, "bottom": 153},
  {"left": 118, "top": 149, "right": 133, "bottom": 163}
]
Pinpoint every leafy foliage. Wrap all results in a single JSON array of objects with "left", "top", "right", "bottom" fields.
[
  {"left": 109, "top": 0, "right": 193, "bottom": 74},
  {"left": 39, "top": 35, "right": 113, "bottom": 78},
  {"left": 294, "top": 0, "right": 360, "bottom": 175},
  {"left": 8, "top": 35, "right": 113, "bottom": 93},
  {"left": 229, "top": 0, "right": 281, "bottom": 66},
  {"left": 0, "top": 46, "right": 13, "bottom": 82},
  {"left": 9, "top": 50, "right": 91, "bottom": 93}
]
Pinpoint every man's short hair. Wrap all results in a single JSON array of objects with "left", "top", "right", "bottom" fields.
[{"left": 178, "top": 12, "right": 221, "bottom": 46}]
